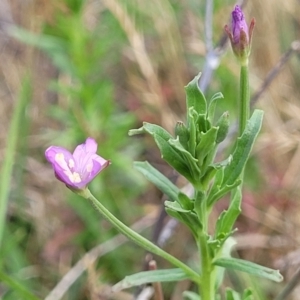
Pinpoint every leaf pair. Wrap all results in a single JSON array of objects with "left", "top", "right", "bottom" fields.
[{"left": 112, "top": 256, "right": 283, "bottom": 292}]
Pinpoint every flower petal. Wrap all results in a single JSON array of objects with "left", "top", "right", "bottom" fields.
[
  {"left": 45, "top": 146, "right": 79, "bottom": 187},
  {"left": 232, "top": 5, "right": 249, "bottom": 44},
  {"left": 45, "top": 138, "right": 110, "bottom": 189},
  {"left": 73, "top": 137, "right": 97, "bottom": 159}
]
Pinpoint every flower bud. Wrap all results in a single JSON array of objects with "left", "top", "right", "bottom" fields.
[
  {"left": 224, "top": 5, "right": 255, "bottom": 65},
  {"left": 175, "top": 121, "right": 189, "bottom": 149},
  {"left": 216, "top": 112, "right": 229, "bottom": 144}
]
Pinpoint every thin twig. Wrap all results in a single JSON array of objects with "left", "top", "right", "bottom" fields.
[
  {"left": 274, "top": 267, "right": 300, "bottom": 300},
  {"left": 45, "top": 210, "right": 157, "bottom": 300},
  {"left": 205, "top": 0, "right": 214, "bottom": 53},
  {"left": 251, "top": 40, "right": 300, "bottom": 106},
  {"left": 149, "top": 260, "right": 164, "bottom": 300}
]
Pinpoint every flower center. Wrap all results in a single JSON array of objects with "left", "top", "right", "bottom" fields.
[{"left": 55, "top": 153, "right": 82, "bottom": 183}]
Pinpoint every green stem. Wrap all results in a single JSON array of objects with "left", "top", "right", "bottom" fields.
[
  {"left": 194, "top": 189, "right": 214, "bottom": 299},
  {"left": 239, "top": 65, "right": 250, "bottom": 136},
  {"left": 77, "top": 188, "right": 200, "bottom": 283},
  {"left": 198, "top": 233, "right": 214, "bottom": 300}
]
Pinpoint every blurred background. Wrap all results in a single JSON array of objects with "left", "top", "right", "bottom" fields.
[{"left": 1, "top": 0, "right": 300, "bottom": 299}]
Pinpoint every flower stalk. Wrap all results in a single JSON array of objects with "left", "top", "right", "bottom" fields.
[
  {"left": 76, "top": 188, "right": 200, "bottom": 283},
  {"left": 224, "top": 5, "right": 253, "bottom": 135},
  {"left": 239, "top": 65, "right": 250, "bottom": 135}
]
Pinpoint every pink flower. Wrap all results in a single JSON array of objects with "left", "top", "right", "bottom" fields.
[
  {"left": 45, "top": 138, "right": 110, "bottom": 189},
  {"left": 225, "top": 5, "right": 255, "bottom": 64}
]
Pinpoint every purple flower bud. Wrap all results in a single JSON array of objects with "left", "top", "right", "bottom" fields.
[
  {"left": 225, "top": 5, "right": 255, "bottom": 65},
  {"left": 232, "top": 5, "right": 248, "bottom": 44},
  {"left": 45, "top": 137, "right": 110, "bottom": 189}
]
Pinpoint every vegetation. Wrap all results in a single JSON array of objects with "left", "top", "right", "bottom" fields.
[{"left": 0, "top": 0, "right": 300, "bottom": 299}]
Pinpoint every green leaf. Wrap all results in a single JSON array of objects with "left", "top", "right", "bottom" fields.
[
  {"left": 165, "top": 201, "right": 190, "bottom": 213},
  {"left": 208, "top": 92, "right": 224, "bottom": 122},
  {"left": 215, "top": 187, "right": 242, "bottom": 240},
  {"left": 194, "top": 191, "right": 205, "bottom": 223},
  {"left": 133, "top": 161, "right": 180, "bottom": 202},
  {"left": 112, "top": 269, "right": 189, "bottom": 291},
  {"left": 153, "top": 134, "right": 193, "bottom": 182},
  {"left": 165, "top": 207, "right": 201, "bottom": 237},
  {"left": 129, "top": 122, "right": 173, "bottom": 141},
  {"left": 188, "top": 107, "right": 197, "bottom": 157},
  {"left": 130, "top": 124, "right": 193, "bottom": 180},
  {"left": 169, "top": 137, "right": 201, "bottom": 180},
  {"left": 175, "top": 121, "right": 190, "bottom": 149},
  {"left": 178, "top": 192, "right": 194, "bottom": 210},
  {"left": 214, "top": 237, "right": 237, "bottom": 289},
  {"left": 213, "top": 257, "right": 283, "bottom": 282},
  {"left": 196, "top": 113, "right": 210, "bottom": 133},
  {"left": 207, "top": 167, "right": 224, "bottom": 199},
  {"left": 223, "top": 110, "right": 263, "bottom": 186},
  {"left": 200, "top": 166, "right": 217, "bottom": 191},
  {"left": 195, "top": 127, "right": 218, "bottom": 167},
  {"left": 185, "top": 73, "right": 207, "bottom": 115},
  {"left": 215, "top": 112, "right": 230, "bottom": 144},
  {"left": 208, "top": 179, "right": 241, "bottom": 207},
  {"left": 225, "top": 288, "right": 241, "bottom": 300},
  {"left": 242, "top": 289, "right": 254, "bottom": 300},
  {"left": 183, "top": 291, "right": 201, "bottom": 300}
]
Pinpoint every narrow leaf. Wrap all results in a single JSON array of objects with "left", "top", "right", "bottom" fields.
[
  {"left": 188, "top": 107, "right": 197, "bottom": 156},
  {"left": 215, "top": 187, "right": 242, "bottom": 239},
  {"left": 183, "top": 291, "right": 201, "bottom": 300},
  {"left": 169, "top": 138, "right": 201, "bottom": 180},
  {"left": 196, "top": 113, "right": 210, "bottom": 133},
  {"left": 129, "top": 122, "right": 173, "bottom": 141},
  {"left": 165, "top": 201, "right": 190, "bottom": 213},
  {"left": 112, "top": 269, "right": 189, "bottom": 291},
  {"left": 178, "top": 192, "right": 194, "bottom": 210},
  {"left": 134, "top": 161, "right": 180, "bottom": 202},
  {"left": 223, "top": 110, "right": 263, "bottom": 186},
  {"left": 225, "top": 288, "right": 241, "bottom": 300},
  {"left": 242, "top": 289, "right": 254, "bottom": 300},
  {"left": 195, "top": 127, "right": 218, "bottom": 166},
  {"left": 154, "top": 134, "right": 193, "bottom": 182},
  {"left": 208, "top": 92, "right": 224, "bottom": 122},
  {"left": 208, "top": 179, "right": 242, "bottom": 207},
  {"left": 165, "top": 207, "right": 201, "bottom": 237},
  {"left": 185, "top": 73, "right": 207, "bottom": 115},
  {"left": 213, "top": 257, "right": 283, "bottom": 282}
]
